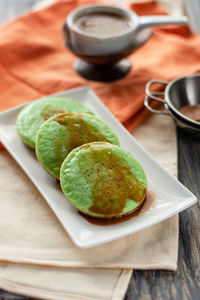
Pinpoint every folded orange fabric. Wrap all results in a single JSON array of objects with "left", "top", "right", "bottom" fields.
[{"left": 0, "top": 0, "right": 200, "bottom": 131}]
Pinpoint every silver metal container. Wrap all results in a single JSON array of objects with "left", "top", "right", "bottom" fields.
[{"left": 144, "top": 74, "right": 200, "bottom": 135}]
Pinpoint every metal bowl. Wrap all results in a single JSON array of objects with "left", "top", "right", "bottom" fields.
[{"left": 144, "top": 74, "right": 200, "bottom": 135}]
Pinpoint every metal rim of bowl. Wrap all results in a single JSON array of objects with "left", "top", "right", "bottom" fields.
[
  {"left": 66, "top": 4, "right": 138, "bottom": 40},
  {"left": 165, "top": 73, "right": 200, "bottom": 128}
]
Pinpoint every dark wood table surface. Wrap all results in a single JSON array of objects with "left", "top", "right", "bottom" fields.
[{"left": 0, "top": 1, "right": 199, "bottom": 300}]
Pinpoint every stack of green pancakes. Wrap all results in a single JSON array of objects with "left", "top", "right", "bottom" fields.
[{"left": 17, "top": 97, "right": 147, "bottom": 219}]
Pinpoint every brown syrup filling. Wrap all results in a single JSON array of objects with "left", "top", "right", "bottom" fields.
[
  {"left": 78, "top": 146, "right": 146, "bottom": 217},
  {"left": 54, "top": 113, "right": 108, "bottom": 155}
]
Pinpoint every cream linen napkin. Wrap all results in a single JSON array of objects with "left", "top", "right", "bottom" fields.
[
  {"left": 0, "top": 265, "right": 131, "bottom": 300},
  {"left": 0, "top": 113, "right": 178, "bottom": 300}
]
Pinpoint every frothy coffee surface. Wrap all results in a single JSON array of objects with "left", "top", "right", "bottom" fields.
[{"left": 75, "top": 13, "right": 131, "bottom": 37}]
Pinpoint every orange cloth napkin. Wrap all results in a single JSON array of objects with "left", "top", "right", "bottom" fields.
[{"left": 0, "top": 0, "right": 200, "bottom": 130}]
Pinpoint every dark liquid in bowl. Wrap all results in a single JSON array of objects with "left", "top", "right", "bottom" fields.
[
  {"left": 75, "top": 13, "right": 132, "bottom": 38},
  {"left": 179, "top": 105, "right": 200, "bottom": 122}
]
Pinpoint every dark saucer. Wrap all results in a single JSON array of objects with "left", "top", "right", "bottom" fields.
[{"left": 74, "top": 59, "right": 131, "bottom": 82}]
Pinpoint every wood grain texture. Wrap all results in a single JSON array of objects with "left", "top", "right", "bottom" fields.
[{"left": 0, "top": 291, "right": 31, "bottom": 300}]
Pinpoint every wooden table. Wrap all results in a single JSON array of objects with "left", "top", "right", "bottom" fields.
[{"left": 0, "top": 1, "right": 199, "bottom": 300}]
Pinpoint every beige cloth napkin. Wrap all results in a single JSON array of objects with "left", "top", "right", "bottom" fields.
[
  {"left": 0, "top": 265, "right": 131, "bottom": 300},
  {"left": 0, "top": 113, "right": 178, "bottom": 299}
]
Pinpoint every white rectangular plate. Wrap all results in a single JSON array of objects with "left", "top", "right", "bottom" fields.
[{"left": 0, "top": 87, "right": 197, "bottom": 249}]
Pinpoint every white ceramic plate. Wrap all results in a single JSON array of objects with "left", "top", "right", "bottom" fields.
[{"left": 0, "top": 87, "right": 197, "bottom": 249}]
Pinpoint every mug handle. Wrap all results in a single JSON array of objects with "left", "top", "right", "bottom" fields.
[
  {"left": 144, "top": 79, "right": 170, "bottom": 116},
  {"left": 138, "top": 15, "right": 187, "bottom": 30}
]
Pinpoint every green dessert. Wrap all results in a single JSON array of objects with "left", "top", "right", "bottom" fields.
[
  {"left": 60, "top": 142, "right": 147, "bottom": 218},
  {"left": 36, "top": 113, "right": 120, "bottom": 179},
  {"left": 17, "top": 97, "right": 92, "bottom": 149}
]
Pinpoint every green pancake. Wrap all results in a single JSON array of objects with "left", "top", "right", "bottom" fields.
[
  {"left": 60, "top": 142, "right": 147, "bottom": 219},
  {"left": 36, "top": 113, "right": 120, "bottom": 179},
  {"left": 17, "top": 97, "right": 92, "bottom": 149}
]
